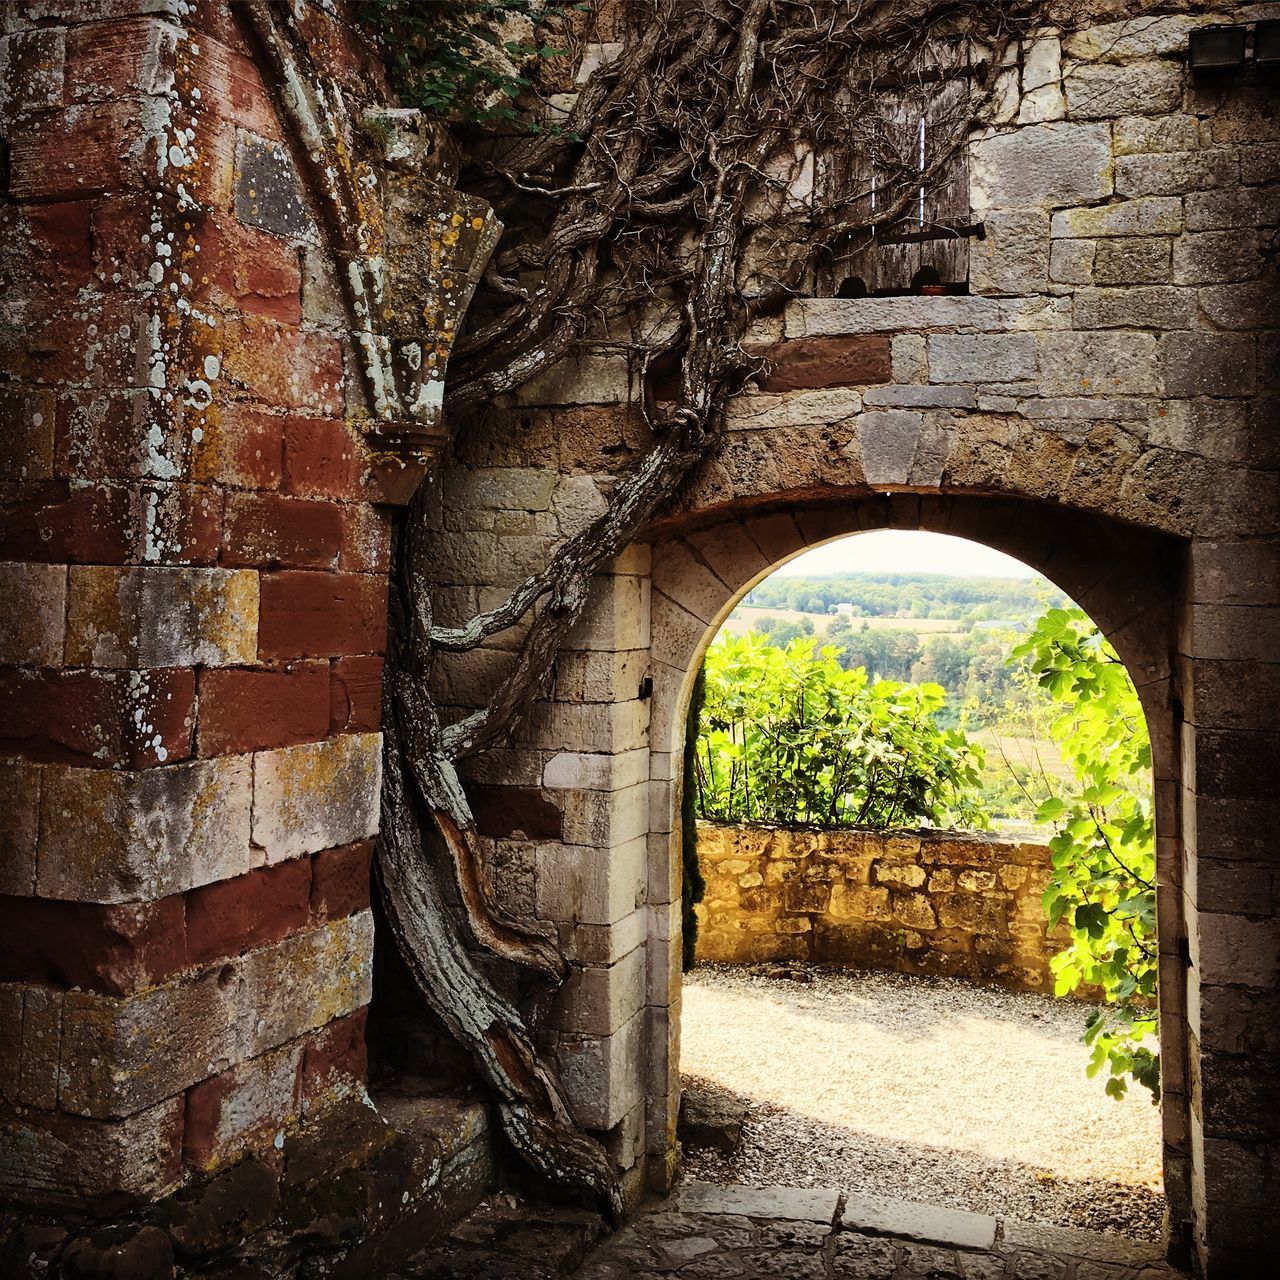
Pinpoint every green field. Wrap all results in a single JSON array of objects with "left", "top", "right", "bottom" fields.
[
  {"left": 971, "top": 729, "right": 1075, "bottom": 785},
  {"left": 720, "top": 606, "right": 964, "bottom": 638}
]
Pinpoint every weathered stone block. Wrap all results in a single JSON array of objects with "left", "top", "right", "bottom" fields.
[
  {"left": 891, "top": 333, "right": 927, "bottom": 383},
  {"left": 1048, "top": 238, "right": 1095, "bottom": 285},
  {"left": 679, "top": 1181, "right": 840, "bottom": 1221},
  {"left": 1112, "top": 113, "right": 1205, "bottom": 156},
  {"left": 1065, "top": 15, "right": 1212, "bottom": 63},
  {"left": 445, "top": 467, "right": 558, "bottom": 513},
  {"left": 874, "top": 861, "right": 926, "bottom": 888},
  {"left": 0, "top": 384, "right": 55, "bottom": 480},
  {"left": 251, "top": 732, "right": 382, "bottom": 864},
  {"left": 1194, "top": 912, "right": 1280, "bottom": 990},
  {"left": 1064, "top": 61, "right": 1184, "bottom": 120},
  {"left": 0, "top": 761, "right": 40, "bottom": 896},
  {"left": 557, "top": 1009, "right": 644, "bottom": 1131},
  {"left": 257, "top": 570, "right": 387, "bottom": 660},
  {"left": 1181, "top": 598, "right": 1280, "bottom": 663},
  {"left": 1160, "top": 333, "right": 1255, "bottom": 399},
  {"left": 1185, "top": 184, "right": 1280, "bottom": 232},
  {"left": 970, "top": 122, "right": 1113, "bottom": 212},
  {"left": 1197, "top": 278, "right": 1274, "bottom": 332},
  {"left": 1172, "top": 231, "right": 1262, "bottom": 286},
  {"left": 7, "top": 101, "right": 156, "bottom": 202},
  {"left": 511, "top": 349, "right": 630, "bottom": 406},
  {"left": 198, "top": 662, "right": 330, "bottom": 756},
  {"left": 552, "top": 945, "right": 645, "bottom": 1037},
  {"left": 185, "top": 857, "right": 313, "bottom": 967},
  {"left": 841, "top": 1191, "right": 996, "bottom": 1250},
  {"left": 1193, "top": 857, "right": 1276, "bottom": 917},
  {"left": 37, "top": 756, "right": 253, "bottom": 903},
  {"left": 65, "top": 567, "right": 258, "bottom": 669},
  {"left": 928, "top": 334, "right": 1036, "bottom": 384},
  {"left": 566, "top": 572, "right": 651, "bottom": 651},
  {"left": 183, "top": 1040, "right": 305, "bottom": 1172},
  {"left": 1116, "top": 149, "right": 1237, "bottom": 198},
  {"left": 1020, "top": 396, "right": 1147, "bottom": 421},
  {"left": 681, "top": 522, "right": 771, "bottom": 599},
  {"left": 232, "top": 129, "right": 314, "bottom": 244},
  {"left": 863, "top": 385, "right": 978, "bottom": 409},
  {"left": 0, "top": 1096, "right": 183, "bottom": 1203},
  {"left": 0, "top": 561, "right": 66, "bottom": 665},
  {"left": 1037, "top": 331, "right": 1158, "bottom": 396},
  {"left": 757, "top": 336, "right": 892, "bottom": 390},
  {"left": 543, "top": 748, "right": 649, "bottom": 793},
  {"left": 725, "top": 387, "right": 863, "bottom": 431},
  {"left": 560, "top": 782, "right": 650, "bottom": 848},
  {"left": 893, "top": 892, "right": 937, "bottom": 930},
  {"left": 535, "top": 836, "right": 647, "bottom": 926},
  {"left": 1017, "top": 35, "right": 1065, "bottom": 124},
  {"left": 59, "top": 912, "right": 373, "bottom": 1118},
  {"left": 1073, "top": 285, "right": 1193, "bottom": 329},
  {"left": 784, "top": 294, "right": 1059, "bottom": 339},
  {"left": 651, "top": 539, "right": 731, "bottom": 625},
  {"left": 1188, "top": 539, "right": 1279, "bottom": 607},
  {"left": 855, "top": 410, "right": 953, "bottom": 488},
  {"left": 968, "top": 208, "right": 1050, "bottom": 296},
  {"left": 522, "top": 696, "right": 649, "bottom": 756},
  {"left": 1052, "top": 197, "right": 1184, "bottom": 240},
  {"left": 1092, "top": 237, "right": 1171, "bottom": 285},
  {"left": 827, "top": 882, "right": 892, "bottom": 922},
  {"left": 220, "top": 493, "right": 342, "bottom": 570}
]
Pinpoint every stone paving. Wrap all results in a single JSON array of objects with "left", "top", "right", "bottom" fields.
[{"left": 400, "top": 1182, "right": 1185, "bottom": 1280}]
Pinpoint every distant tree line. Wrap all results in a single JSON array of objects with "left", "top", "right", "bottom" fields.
[
  {"left": 744, "top": 571, "right": 1065, "bottom": 620},
  {"left": 749, "top": 616, "right": 1021, "bottom": 720}
]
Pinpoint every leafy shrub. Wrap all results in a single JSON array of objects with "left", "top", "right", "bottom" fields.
[
  {"left": 694, "top": 633, "right": 988, "bottom": 830},
  {"left": 1010, "top": 607, "right": 1159, "bottom": 1101}
]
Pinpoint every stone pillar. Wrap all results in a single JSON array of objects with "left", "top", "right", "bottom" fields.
[
  {"left": 0, "top": 1, "right": 394, "bottom": 1209},
  {"left": 1181, "top": 537, "right": 1280, "bottom": 1277},
  {"left": 534, "top": 553, "right": 654, "bottom": 1204}
]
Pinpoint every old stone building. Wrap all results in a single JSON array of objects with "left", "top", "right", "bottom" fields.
[{"left": 0, "top": 1, "right": 1276, "bottom": 1278}]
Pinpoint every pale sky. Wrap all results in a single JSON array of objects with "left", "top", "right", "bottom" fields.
[{"left": 773, "top": 530, "right": 1040, "bottom": 579}]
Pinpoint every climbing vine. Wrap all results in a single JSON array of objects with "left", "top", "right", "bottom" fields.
[
  {"left": 358, "top": 0, "right": 1054, "bottom": 1217},
  {"left": 1010, "top": 607, "right": 1160, "bottom": 1102}
]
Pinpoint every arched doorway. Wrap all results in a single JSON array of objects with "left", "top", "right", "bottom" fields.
[
  {"left": 674, "top": 523, "right": 1165, "bottom": 1235},
  {"left": 637, "top": 494, "right": 1188, "bottom": 1241}
]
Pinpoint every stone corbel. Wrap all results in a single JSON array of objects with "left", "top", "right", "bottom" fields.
[{"left": 237, "top": 1, "right": 501, "bottom": 499}]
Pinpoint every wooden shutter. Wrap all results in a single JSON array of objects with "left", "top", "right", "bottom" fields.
[{"left": 818, "top": 52, "right": 978, "bottom": 296}]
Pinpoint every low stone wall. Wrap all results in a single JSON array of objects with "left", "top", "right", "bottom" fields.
[{"left": 694, "top": 823, "right": 1068, "bottom": 994}]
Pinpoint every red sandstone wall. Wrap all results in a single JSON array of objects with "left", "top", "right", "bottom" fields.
[{"left": 0, "top": 0, "right": 397, "bottom": 1204}]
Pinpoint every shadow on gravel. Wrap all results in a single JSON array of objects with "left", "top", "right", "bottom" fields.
[{"left": 679, "top": 1074, "right": 1167, "bottom": 1241}]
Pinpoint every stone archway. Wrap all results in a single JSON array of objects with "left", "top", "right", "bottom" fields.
[
  {"left": 429, "top": 359, "right": 1276, "bottom": 1278},
  {"left": 638, "top": 493, "right": 1187, "bottom": 1234}
]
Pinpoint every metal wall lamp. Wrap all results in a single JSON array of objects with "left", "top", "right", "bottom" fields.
[
  {"left": 1188, "top": 22, "right": 1280, "bottom": 75},
  {"left": 1189, "top": 25, "right": 1248, "bottom": 73},
  {"left": 1255, "top": 21, "right": 1280, "bottom": 69}
]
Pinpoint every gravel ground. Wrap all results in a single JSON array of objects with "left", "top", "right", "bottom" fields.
[{"left": 680, "top": 964, "right": 1166, "bottom": 1241}]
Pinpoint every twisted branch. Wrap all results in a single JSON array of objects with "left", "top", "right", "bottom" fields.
[{"left": 374, "top": 0, "right": 1049, "bottom": 1216}]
